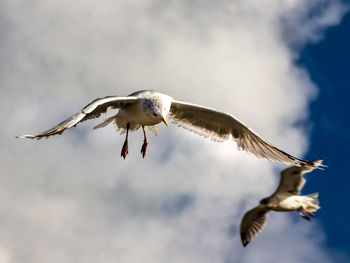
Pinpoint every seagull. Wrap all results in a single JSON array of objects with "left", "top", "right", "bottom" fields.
[
  {"left": 239, "top": 158, "right": 323, "bottom": 247},
  {"left": 17, "top": 90, "right": 318, "bottom": 165}
]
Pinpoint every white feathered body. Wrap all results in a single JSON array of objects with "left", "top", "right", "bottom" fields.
[
  {"left": 94, "top": 91, "right": 173, "bottom": 135},
  {"left": 269, "top": 193, "right": 319, "bottom": 212}
]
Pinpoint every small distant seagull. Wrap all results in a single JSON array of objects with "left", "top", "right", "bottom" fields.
[
  {"left": 17, "top": 90, "right": 317, "bottom": 165},
  {"left": 240, "top": 158, "right": 323, "bottom": 247}
]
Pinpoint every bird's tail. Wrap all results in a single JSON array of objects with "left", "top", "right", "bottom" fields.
[{"left": 303, "top": 192, "right": 320, "bottom": 212}]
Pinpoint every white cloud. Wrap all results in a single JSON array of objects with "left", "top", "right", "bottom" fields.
[{"left": 0, "top": 0, "right": 347, "bottom": 262}]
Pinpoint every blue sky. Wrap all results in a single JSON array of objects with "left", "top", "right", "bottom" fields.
[
  {"left": 301, "top": 9, "right": 350, "bottom": 257},
  {"left": 1, "top": 1, "right": 350, "bottom": 262}
]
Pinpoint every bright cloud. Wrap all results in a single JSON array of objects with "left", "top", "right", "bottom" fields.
[{"left": 0, "top": 0, "right": 347, "bottom": 262}]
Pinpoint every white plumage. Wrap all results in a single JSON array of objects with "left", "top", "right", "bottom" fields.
[
  {"left": 17, "top": 90, "right": 321, "bottom": 165},
  {"left": 240, "top": 159, "right": 323, "bottom": 247}
]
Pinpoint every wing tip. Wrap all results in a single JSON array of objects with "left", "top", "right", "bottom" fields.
[
  {"left": 302, "top": 158, "right": 327, "bottom": 170},
  {"left": 16, "top": 134, "right": 36, "bottom": 139},
  {"left": 240, "top": 232, "right": 250, "bottom": 247}
]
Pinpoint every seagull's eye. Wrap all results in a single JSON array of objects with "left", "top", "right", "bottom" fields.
[{"left": 153, "top": 113, "right": 158, "bottom": 117}]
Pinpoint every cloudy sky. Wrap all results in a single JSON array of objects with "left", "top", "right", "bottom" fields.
[{"left": 1, "top": 0, "right": 349, "bottom": 262}]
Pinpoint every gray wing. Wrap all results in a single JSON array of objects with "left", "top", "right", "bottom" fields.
[
  {"left": 273, "top": 166, "right": 305, "bottom": 195},
  {"left": 240, "top": 205, "right": 270, "bottom": 247},
  {"left": 169, "top": 100, "right": 310, "bottom": 166},
  {"left": 17, "top": 96, "right": 139, "bottom": 139}
]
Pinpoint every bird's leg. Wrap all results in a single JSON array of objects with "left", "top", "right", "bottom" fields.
[
  {"left": 121, "top": 123, "right": 130, "bottom": 159},
  {"left": 304, "top": 210, "right": 315, "bottom": 217},
  {"left": 298, "top": 211, "right": 312, "bottom": 222},
  {"left": 140, "top": 125, "right": 148, "bottom": 158}
]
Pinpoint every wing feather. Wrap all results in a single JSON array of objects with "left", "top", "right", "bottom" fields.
[
  {"left": 240, "top": 205, "right": 269, "bottom": 247},
  {"left": 17, "top": 96, "right": 139, "bottom": 139},
  {"left": 169, "top": 100, "right": 310, "bottom": 166},
  {"left": 273, "top": 166, "right": 305, "bottom": 195}
]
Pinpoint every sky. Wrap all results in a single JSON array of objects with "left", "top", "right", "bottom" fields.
[
  {"left": 1, "top": 0, "right": 349, "bottom": 262},
  {"left": 300, "top": 8, "right": 350, "bottom": 259}
]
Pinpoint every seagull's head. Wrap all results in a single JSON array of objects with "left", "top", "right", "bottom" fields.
[
  {"left": 259, "top": 197, "right": 271, "bottom": 206},
  {"left": 144, "top": 94, "right": 172, "bottom": 127},
  {"left": 150, "top": 109, "right": 169, "bottom": 127}
]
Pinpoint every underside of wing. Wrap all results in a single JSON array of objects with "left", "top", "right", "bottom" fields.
[
  {"left": 169, "top": 100, "right": 310, "bottom": 165},
  {"left": 169, "top": 100, "right": 245, "bottom": 142},
  {"left": 240, "top": 205, "right": 269, "bottom": 247},
  {"left": 17, "top": 96, "right": 139, "bottom": 139},
  {"left": 274, "top": 167, "right": 305, "bottom": 195}
]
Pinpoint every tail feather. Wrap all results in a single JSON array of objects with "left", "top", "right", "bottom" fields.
[
  {"left": 148, "top": 125, "right": 158, "bottom": 136},
  {"left": 305, "top": 192, "right": 320, "bottom": 211}
]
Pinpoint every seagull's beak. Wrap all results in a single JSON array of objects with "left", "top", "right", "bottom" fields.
[{"left": 161, "top": 116, "right": 169, "bottom": 127}]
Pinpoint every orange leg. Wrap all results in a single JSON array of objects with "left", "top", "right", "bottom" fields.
[
  {"left": 304, "top": 210, "right": 315, "bottom": 217},
  {"left": 298, "top": 211, "right": 312, "bottom": 222},
  {"left": 140, "top": 125, "right": 148, "bottom": 158},
  {"left": 121, "top": 123, "right": 130, "bottom": 159}
]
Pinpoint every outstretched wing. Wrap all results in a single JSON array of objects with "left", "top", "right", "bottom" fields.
[
  {"left": 240, "top": 205, "right": 270, "bottom": 247},
  {"left": 169, "top": 100, "right": 312, "bottom": 166},
  {"left": 17, "top": 96, "right": 139, "bottom": 139},
  {"left": 273, "top": 159, "right": 324, "bottom": 195},
  {"left": 274, "top": 166, "right": 305, "bottom": 195}
]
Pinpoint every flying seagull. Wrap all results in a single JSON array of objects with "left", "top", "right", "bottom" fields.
[
  {"left": 239, "top": 158, "right": 323, "bottom": 247},
  {"left": 17, "top": 90, "right": 317, "bottom": 165}
]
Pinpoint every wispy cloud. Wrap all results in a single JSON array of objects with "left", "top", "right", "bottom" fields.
[{"left": 1, "top": 0, "right": 347, "bottom": 262}]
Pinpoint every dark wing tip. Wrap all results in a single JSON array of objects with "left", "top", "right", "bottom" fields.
[{"left": 240, "top": 232, "right": 250, "bottom": 247}]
